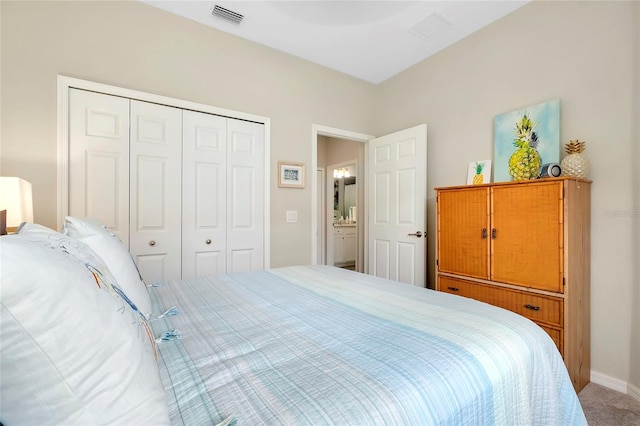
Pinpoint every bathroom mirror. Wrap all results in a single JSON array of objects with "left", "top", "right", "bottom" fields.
[{"left": 333, "top": 176, "right": 356, "bottom": 223}]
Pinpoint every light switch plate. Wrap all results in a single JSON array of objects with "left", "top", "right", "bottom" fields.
[{"left": 286, "top": 210, "right": 298, "bottom": 223}]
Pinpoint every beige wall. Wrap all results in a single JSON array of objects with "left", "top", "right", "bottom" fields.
[
  {"left": 630, "top": 0, "right": 640, "bottom": 394},
  {"left": 374, "top": 1, "right": 639, "bottom": 391},
  {"left": 0, "top": 0, "right": 375, "bottom": 268},
  {"left": 2, "top": 0, "right": 638, "bottom": 392}
]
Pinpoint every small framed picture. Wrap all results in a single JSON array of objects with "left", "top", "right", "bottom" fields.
[
  {"left": 466, "top": 160, "right": 492, "bottom": 185},
  {"left": 278, "top": 161, "right": 305, "bottom": 188}
]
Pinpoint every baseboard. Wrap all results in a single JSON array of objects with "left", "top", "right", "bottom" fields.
[
  {"left": 591, "top": 370, "right": 628, "bottom": 394},
  {"left": 629, "top": 383, "right": 640, "bottom": 403}
]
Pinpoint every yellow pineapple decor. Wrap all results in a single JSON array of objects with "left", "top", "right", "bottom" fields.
[
  {"left": 564, "top": 139, "right": 586, "bottom": 154},
  {"left": 508, "top": 114, "right": 542, "bottom": 180},
  {"left": 473, "top": 162, "right": 486, "bottom": 184},
  {"left": 561, "top": 139, "right": 590, "bottom": 178}
]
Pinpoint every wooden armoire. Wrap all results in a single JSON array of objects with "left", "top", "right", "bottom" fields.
[{"left": 435, "top": 177, "right": 591, "bottom": 392}]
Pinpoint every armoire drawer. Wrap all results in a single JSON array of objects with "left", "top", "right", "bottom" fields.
[
  {"left": 438, "top": 276, "right": 563, "bottom": 328},
  {"left": 537, "top": 323, "right": 563, "bottom": 356}
]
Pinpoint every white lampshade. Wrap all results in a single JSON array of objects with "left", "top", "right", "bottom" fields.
[{"left": 0, "top": 177, "right": 34, "bottom": 230}]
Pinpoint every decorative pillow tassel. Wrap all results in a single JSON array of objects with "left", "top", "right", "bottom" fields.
[
  {"left": 155, "top": 329, "right": 181, "bottom": 343},
  {"left": 216, "top": 416, "right": 238, "bottom": 426},
  {"left": 151, "top": 306, "right": 178, "bottom": 321}
]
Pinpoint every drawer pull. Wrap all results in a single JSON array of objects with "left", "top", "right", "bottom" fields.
[
  {"left": 447, "top": 286, "right": 460, "bottom": 292},
  {"left": 524, "top": 304, "right": 541, "bottom": 311},
  {"left": 149, "top": 240, "right": 156, "bottom": 246}
]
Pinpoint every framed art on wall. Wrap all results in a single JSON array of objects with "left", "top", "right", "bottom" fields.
[
  {"left": 493, "top": 99, "right": 560, "bottom": 182},
  {"left": 278, "top": 162, "right": 305, "bottom": 188}
]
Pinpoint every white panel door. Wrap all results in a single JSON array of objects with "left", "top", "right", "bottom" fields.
[
  {"left": 368, "top": 124, "right": 427, "bottom": 286},
  {"left": 68, "top": 89, "right": 130, "bottom": 241},
  {"left": 227, "top": 119, "right": 264, "bottom": 273},
  {"left": 182, "top": 110, "right": 227, "bottom": 280},
  {"left": 129, "top": 100, "right": 182, "bottom": 284}
]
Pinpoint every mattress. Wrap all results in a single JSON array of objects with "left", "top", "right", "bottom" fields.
[{"left": 149, "top": 265, "right": 586, "bottom": 425}]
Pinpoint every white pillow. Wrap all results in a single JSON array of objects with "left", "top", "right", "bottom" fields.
[
  {"left": 0, "top": 230, "right": 169, "bottom": 425},
  {"left": 17, "top": 222, "right": 146, "bottom": 318},
  {"left": 64, "top": 216, "right": 152, "bottom": 319}
]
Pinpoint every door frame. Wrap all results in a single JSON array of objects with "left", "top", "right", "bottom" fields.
[
  {"left": 316, "top": 167, "right": 326, "bottom": 265},
  {"left": 57, "top": 75, "right": 272, "bottom": 268},
  {"left": 311, "top": 124, "right": 373, "bottom": 272}
]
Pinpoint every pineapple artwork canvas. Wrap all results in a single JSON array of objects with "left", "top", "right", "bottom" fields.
[
  {"left": 493, "top": 99, "right": 560, "bottom": 182},
  {"left": 466, "top": 160, "right": 492, "bottom": 185}
]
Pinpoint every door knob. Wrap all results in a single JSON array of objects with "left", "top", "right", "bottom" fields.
[
  {"left": 149, "top": 240, "right": 156, "bottom": 246},
  {"left": 206, "top": 239, "right": 212, "bottom": 245},
  {"left": 407, "top": 231, "right": 423, "bottom": 238}
]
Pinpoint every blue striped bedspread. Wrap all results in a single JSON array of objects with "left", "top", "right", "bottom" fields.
[{"left": 149, "top": 265, "right": 586, "bottom": 425}]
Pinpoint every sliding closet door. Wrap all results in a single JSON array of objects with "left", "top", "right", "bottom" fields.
[
  {"left": 129, "top": 100, "right": 182, "bottom": 284},
  {"left": 227, "top": 119, "right": 265, "bottom": 273},
  {"left": 68, "top": 89, "right": 130, "bottom": 242},
  {"left": 182, "top": 110, "right": 227, "bottom": 280}
]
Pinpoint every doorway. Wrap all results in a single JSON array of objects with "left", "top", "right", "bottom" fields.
[
  {"left": 311, "top": 125, "right": 373, "bottom": 273},
  {"left": 311, "top": 123, "right": 428, "bottom": 287},
  {"left": 326, "top": 160, "right": 358, "bottom": 270}
]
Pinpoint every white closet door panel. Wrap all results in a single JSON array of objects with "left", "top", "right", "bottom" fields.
[
  {"left": 230, "top": 249, "right": 254, "bottom": 274},
  {"left": 182, "top": 110, "right": 227, "bottom": 280},
  {"left": 195, "top": 251, "right": 225, "bottom": 277},
  {"left": 129, "top": 100, "right": 182, "bottom": 283},
  {"left": 136, "top": 254, "right": 171, "bottom": 287},
  {"left": 226, "top": 119, "right": 265, "bottom": 273},
  {"left": 135, "top": 156, "right": 169, "bottom": 228},
  {"left": 69, "top": 89, "right": 129, "bottom": 240}
]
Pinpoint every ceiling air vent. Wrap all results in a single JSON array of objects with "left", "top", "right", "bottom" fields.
[
  {"left": 409, "top": 12, "right": 451, "bottom": 41},
  {"left": 212, "top": 5, "right": 244, "bottom": 26}
]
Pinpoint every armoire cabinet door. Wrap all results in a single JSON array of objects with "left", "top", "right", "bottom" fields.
[
  {"left": 182, "top": 110, "right": 227, "bottom": 280},
  {"left": 491, "top": 181, "right": 563, "bottom": 292},
  {"left": 437, "top": 187, "right": 490, "bottom": 279},
  {"left": 68, "top": 89, "right": 130, "bottom": 242},
  {"left": 129, "top": 100, "right": 183, "bottom": 284}
]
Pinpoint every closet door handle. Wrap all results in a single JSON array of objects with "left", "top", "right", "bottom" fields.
[
  {"left": 491, "top": 228, "right": 497, "bottom": 239},
  {"left": 206, "top": 239, "right": 212, "bottom": 245},
  {"left": 149, "top": 240, "right": 156, "bottom": 246},
  {"left": 482, "top": 228, "right": 487, "bottom": 239}
]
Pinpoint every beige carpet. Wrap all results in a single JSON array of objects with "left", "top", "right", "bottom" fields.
[{"left": 579, "top": 383, "right": 640, "bottom": 425}]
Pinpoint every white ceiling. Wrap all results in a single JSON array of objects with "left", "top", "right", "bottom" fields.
[{"left": 141, "top": 1, "right": 530, "bottom": 84}]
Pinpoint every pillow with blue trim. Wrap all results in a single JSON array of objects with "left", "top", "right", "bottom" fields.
[
  {"left": 64, "top": 216, "right": 152, "bottom": 319},
  {"left": 0, "top": 226, "right": 169, "bottom": 425}
]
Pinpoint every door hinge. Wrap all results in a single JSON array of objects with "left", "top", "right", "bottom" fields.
[
  {"left": 563, "top": 277, "right": 566, "bottom": 286},
  {"left": 436, "top": 259, "right": 439, "bottom": 266}
]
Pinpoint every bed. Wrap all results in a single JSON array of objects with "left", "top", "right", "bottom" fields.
[
  {"left": 1, "top": 220, "right": 587, "bottom": 425},
  {"left": 149, "top": 265, "right": 586, "bottom": 425}
]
